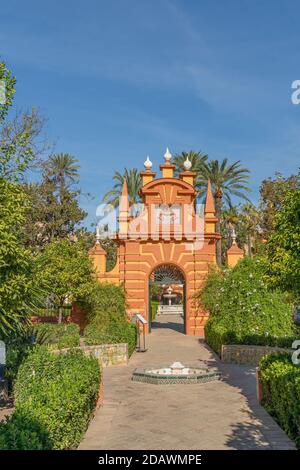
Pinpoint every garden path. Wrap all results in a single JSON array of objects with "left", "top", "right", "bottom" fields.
[{"left": 79, "top": 315, "right": 296, "bottom": 450}]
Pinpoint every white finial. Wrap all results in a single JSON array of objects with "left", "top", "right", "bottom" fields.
[
  {"left": 183, "top": 156, "right": 192, "bottom": 171},
  {"left": 96, "top": 225, "right": 101, "bottom": 244},
  {"left": 164, "top": 147, "right": 172, "bottom": 162},
  {"left": 231, "top": 227, "right": 237, "bottom": 245},
  {"left": 144, "top": 155, "right": 152, "bottom": 170}
]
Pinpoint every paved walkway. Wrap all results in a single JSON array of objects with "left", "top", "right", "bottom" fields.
[{"left": 79, "top": 315, "right": 296, "bottom": 450}]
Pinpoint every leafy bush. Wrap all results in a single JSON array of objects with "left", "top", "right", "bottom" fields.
[
  {"left": 0, "top": 347, "right": 100, "bottom": 449},
  {"left": 259, "top": 353, "right": 300, "bottom": 448},
  {"left": 198, "top": 257, "right": 298, "bottom": 354},
  {"left": 151, "top": 300, "right": 160, "bottom": 321},
  {"left": 87, "top": 282, "right": 127, "bottom": 326},
  {"left": 266, "top": 187, "right": 300, "bottom": 302},
  {"left": 84, "top": 283, "right": 136, "bottom": 356},
  {"left": 0, "top": 412, "right": 52, "bottom": 450},
  {"left": 5, "top": 343, "right": 32, "bottom": 388},
  {"left": 198, "top": 267, "right": 224, "bottom": 316},
  {"left": 85, "top": 321, "right": 136, "bottom": 356},
  {"left": 3, "top": 325, "right": 48, "bottom": 388},
  {"left": 36, "top": 238, "right": 96, "bottom": 322},
  {"left": 34, "top": 323, "right": 80, "bottom": 349}
]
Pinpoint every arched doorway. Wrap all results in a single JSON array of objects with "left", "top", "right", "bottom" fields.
[{"left": 148, "top": 264, "right": 186, "bottom": 333}]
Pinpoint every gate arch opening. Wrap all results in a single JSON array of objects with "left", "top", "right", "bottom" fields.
[{"left": 148, "top": 263, "right": 186, "bottom": 333}]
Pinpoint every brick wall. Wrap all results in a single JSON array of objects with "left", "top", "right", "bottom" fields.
[{"left": 70, "top": 304, "right": 88, "bottom": 333}]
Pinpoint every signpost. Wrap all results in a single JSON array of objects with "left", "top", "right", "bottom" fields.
[
  {"left": 0, "top": 341, "right": 6, "bottom": 378},
  {"left": 134, "top": 314, "right": 148, "bottom": 352},
  {"left": 0, "top": 340, "right": 8, "bottom": 402}
]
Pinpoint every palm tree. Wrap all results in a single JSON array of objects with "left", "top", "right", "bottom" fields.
[
  {"left": 239, "top": 203, "right": 262, "bottom": 257},
  {"left": 42, "top": 153, "right": 81, "bottom": 241},
  {"left": 222, "top": 205, "right": 239, "bottom": 235},
  {"left": 45, "top": 153, "right": 79, "bottom": 191},
  {"left": 102, "top": 168, "right": 142, "bottom": 208},
  {"left": 197, "top": 159, "right": 251, "bottom": 266},
  {"left": 173, "top": 150, "right": 208, "bottom": 176}
]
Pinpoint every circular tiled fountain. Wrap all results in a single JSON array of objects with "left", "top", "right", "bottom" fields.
[{"left": 132, "top": 361, "right": 221, "bottom": 385}]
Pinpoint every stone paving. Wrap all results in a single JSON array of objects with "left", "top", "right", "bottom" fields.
[{"left": 79, "top": 315, "right": 296, "bottom": 450}]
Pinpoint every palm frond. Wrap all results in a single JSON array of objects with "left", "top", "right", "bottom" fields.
[{"left": 101, "top": 167, "right": 142, "bottom": 207}]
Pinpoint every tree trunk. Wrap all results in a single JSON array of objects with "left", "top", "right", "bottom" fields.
[
  {"left": 215, "top": 195, "right": 222, "bottom": 266},
  {"left": 58, "top": 306, "right": 63, "bottom": 324},
  {"left": 247, "top": 234, "right": 252, "bottom": 257}
]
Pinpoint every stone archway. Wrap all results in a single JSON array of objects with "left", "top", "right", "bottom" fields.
[
  {"left": 148, "top": 263, "right": 186, "bottom": 333},
  {"left": 90, "top": 149, "right": 223, "bottom": 336}
]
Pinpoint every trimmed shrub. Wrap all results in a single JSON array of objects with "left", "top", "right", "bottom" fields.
[
  {"left": 5, "top": 343, "right": 32, "bottom": 389},
  {"left": 259, "top": 353, "right": 300, "bottom": 448},
  {"left": 151, "top": 300, "right": 160, "bottom": 321},
  {"left": 34, "top": 323, "right": 80, "bottom": 349},
  {"left": 199, "top": 257, "right": 298, "bottom": 354},
  {"left": 85, "top": 321, "right": 136, "bottom": 356},
  {"left": 87, "top": 282, "right": 127, "bottom": 326},
  {"left": 2, "top": 323, "right": 75, "bottom": 390},
  {"left": 0, "top": 347, "right": 100, "bottom": 450},
  {"left": 0, "top": 412, "right": 52, "bottom": 450},
  {"left": 84, "top": 283, "right": 136, "bottom": 356},
  {"left": 3, "top": 325, "right": 45, "bottom": 388}
]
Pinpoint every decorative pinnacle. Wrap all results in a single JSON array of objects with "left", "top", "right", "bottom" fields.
[
  {"left": 96, "top": 225, "right": 101, "bottom": 244},
  {"left": 164, "top": 147, "right": 172, "bottom": 163},
  {"left": 205, "top": 179, "right": 215, "bottom": 214},
  {"left": 231, "top": 226, "right": 237, "bottom": 245},
  {"left": 183, "top": 156, "right": 192, "bottom": 171},
  {"left": 144, "top": 155, "right": 153, "bottom": 170}
]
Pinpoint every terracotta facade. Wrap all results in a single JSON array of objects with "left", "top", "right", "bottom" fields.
[{"left": 90, "top": 153, "right": 221, "bottom": 336}]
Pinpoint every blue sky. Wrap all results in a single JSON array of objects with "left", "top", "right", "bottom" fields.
[{"left": 1, "top": 0, "right": 300, "bottom": 226}]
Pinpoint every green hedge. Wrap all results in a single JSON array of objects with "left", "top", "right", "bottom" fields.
[
  {"left": 260, "top": 353, "right": 300, "bottom": 448},
  {"left": 84, "top": 282, "right": 136, "bottom": 356},
  {"left": 199, "top": 257, "right": 298, "bottom": 354},
  {"left": 3, "top": 326, "right": 40, "bottom": 389},
  {"left": 34, "top": 323, "right": 80, "bottom": 349},
  {"left": 0, "top": 412, "right": 52, "bottom": 450},
  {"left": 3, "top": 324, "right": 80, "bottom": 390},
  {"left": 5, "top": 343, "right": 32, "bottom": 389},
  {"left": 151, "top": 300, "right": 159, "bottom": 321},
  {"left": 0, "top": 347, "right": 100, "bottom": 450},
  {"left": 84, "top": 322, "right": 136, "bottom": 356},
  {"left": 87, "top": 282, "right": 127, "bottom": 326}
]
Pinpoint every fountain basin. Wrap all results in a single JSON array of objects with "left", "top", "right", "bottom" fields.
[{"left": 132, "top": 362, "right": 221, "bottom": 385}]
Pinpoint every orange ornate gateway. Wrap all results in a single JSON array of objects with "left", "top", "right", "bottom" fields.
[{"left": 90, "top": 149, "right": 222, "bottom": 336}]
